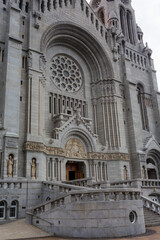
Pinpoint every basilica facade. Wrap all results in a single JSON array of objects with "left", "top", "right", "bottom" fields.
[
  {"left": 0, "top": 0, "right": 160, "bottom": 191},
  {"left": 1, "top": 0, "right": 160, "bottom": 237}
]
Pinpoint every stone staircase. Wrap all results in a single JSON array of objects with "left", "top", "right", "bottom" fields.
[
  {"left": 142, "top": 195, "right": 160, "bottom": 227},
  {"left": 26, "top": 187, "right": 143, "bottom": 239},
  {"left": 144, "top": 207, "right": 160, "bottom": 227}
]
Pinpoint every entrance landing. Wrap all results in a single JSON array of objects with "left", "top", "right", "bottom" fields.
[{"left": 0, "top": 219, "right": 159, "bottom": 240}]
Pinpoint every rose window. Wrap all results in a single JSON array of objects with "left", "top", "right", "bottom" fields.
[{"left": 50, "top": 55, "right": 83, "bottom": 92}]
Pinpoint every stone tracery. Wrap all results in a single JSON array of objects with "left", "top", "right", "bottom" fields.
[{"left": 50, "top": 55, "right": 82, "bottom": 92}]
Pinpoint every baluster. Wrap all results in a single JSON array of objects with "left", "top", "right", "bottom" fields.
[
  {"left": 105, "top": 193, "right": 110, "bottom": 201},
  {"left": 60, "top": 199, "right": 64, "bottom": 205},
  {"left": 64, "top": 0, "right": 68, "bottom": 7},
  {"left": 54, "top": 201, "right": 58, "bottom": 208},
  {"left": 75, "top": 194, "right": 81, "bottom": 202},
  {"left": 115, "top": 192, "right": 120, "bottom": 201}
]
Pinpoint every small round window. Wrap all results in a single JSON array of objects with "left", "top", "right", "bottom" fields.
[{"left": 129, "top": 211, "right": 137, "bottom": 224}]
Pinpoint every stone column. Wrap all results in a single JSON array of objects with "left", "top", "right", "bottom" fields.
[
  {"left": 51, "top": 158, "right": 55, "bottom": 180},
  {"left": 46, "top": 159, "right": 48, "bottom": 180},
  {"left": 57, "top": 159, "right": 61, "bottom": 181},
  {"left": 95, "top": 163, "right": 98, "bottom": 182},
  {"left": 104, "top": 163, "right": 108, "bottom": 181},
  {"left": 60, "top": 159, "right": 64, "bottom": 181}
]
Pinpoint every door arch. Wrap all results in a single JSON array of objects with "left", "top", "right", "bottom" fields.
[{"left": 66, "top": 161, "right": 86, "bottom": 181}]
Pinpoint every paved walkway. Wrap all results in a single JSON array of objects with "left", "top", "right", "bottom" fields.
[{"left": 0, "top": 219, "right": 160, "bottom": 240}]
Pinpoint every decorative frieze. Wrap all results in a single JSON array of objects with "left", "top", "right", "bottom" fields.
[{"left": 24, "top": 141, "right": 129, "bottom": 161}]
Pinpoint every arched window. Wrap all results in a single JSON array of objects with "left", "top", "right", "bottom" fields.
[
  {"left": 19, "top": 0, "right": 23, "bottom": 10},
  {"left": 147, "top": 158, "right": 156, "bottom": 166},
  {"left": 120, "top": 7, "right": 125, "bottom": 37},
  {"left": 127, "top": 11, "right": 134, "bottom": 44},
  {"left": 10, "top": 201, "right": 18, "bottom": 218},
  {"left": 41, "top": 0, "right": 45, "bottom": 12},
  {"left": 46, "top": 197, "right": 51, "bottom": 202},
  {"left": 98, "top": 8, "right": 105, "bottom": 25},
  {"left": 0, "top": 201, "right": 6, "bottom": 220},
  {"left": 146, "top": 158, "right": 158, "bottom": 180},
  {"left": 137, "top": 84, "right": 149, "bottom": 131}
]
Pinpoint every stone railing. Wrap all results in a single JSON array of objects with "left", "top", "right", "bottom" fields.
[
  {"left": 31, "top": 0, "right": 109, "bottom": 45},
  {"left": 0, "top": 180, "right": 24, "bottom": 189},
  {"left": 110, "top": 179, "right": 141, "bottom": 188},
  {"left": 31, "top": 188, "right": 141, "bottom": 216},
  {"left": 142, "top": 195, "right": 160, "bottom": 215},
  {"left": 111, "top": 179, "right": 160, "bottom": 189},
  {"left": 141, "top": 180, "right": 160, "bottom": 188},
  {"left": 62, "top": 178, "right": 93, "bottom": 187},
  {"left": 43, "top": 181, "right": 91, "bottom": 192},
  {"left": 62, "top": 178, "right": 110, "bottom": 189},
  {"left": 125, "top": 47, "right": 147, "bottom": 70}
]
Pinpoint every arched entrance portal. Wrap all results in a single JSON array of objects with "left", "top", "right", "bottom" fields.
[
  {"left": 66, "top": 161, "right": 86, "bottom": 181},
  {"left": 146, "top": 158, "right": 158, "bottom": 180}
]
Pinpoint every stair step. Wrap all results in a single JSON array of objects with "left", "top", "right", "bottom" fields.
[{"left": 143, "top": 207, "right": 160, "bottom": 227}]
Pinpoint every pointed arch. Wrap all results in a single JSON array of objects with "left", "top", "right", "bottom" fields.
[{"left": 137, "top": 83, "right": 149, "bottom": 131}]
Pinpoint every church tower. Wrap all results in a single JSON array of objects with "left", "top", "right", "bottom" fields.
[
  {"left": 90, "top": 0, "right": 140, "bottom": 45},
  {"left": 90, "top": 0, "right": 160, "bottom": 179}
]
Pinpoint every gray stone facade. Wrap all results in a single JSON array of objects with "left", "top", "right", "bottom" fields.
[
  {"left": 1, "top": 0, "right": 160, "bottom": 183},
  {"left": 0, "top": 0, "right": 160, "bottom": 237}
]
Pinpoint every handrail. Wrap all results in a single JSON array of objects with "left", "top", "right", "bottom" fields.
[
  {"left": 31, "top": 188, "right": 141, "bottom": 216},
  {"left": 26, "top": 211, "right": 54, "bottom": 225},
  {"left": 141, "top": 195, "right": 160, "bottom": 215}
]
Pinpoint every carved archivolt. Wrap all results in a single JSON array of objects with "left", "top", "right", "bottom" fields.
[{"left": 24, "top": 141, "right": 129, "bottom": 161}]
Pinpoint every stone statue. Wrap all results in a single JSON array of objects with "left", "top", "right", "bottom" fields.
[
  {"left": 123, "top": 166, "right": 128, "bottom": 181},
  {"left": 8, "top": 155, "right": 14, "bottom": 178},
  {"left": 31, "top": 158, "right": 36, "bottom": 179},
  {"left": 142, "top": 166, "right": 146, "bottom": 179}
]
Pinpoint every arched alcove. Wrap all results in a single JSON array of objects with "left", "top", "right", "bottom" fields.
[
  {"left": 40, "top": 22, "right": 114, "bottom": 82},
  {"left": 146, "top": 150, "right": 160, "bottom": 180}
]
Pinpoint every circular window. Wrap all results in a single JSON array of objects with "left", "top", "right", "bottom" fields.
[
  {"left": 50, "top": 55, "right": 83, "bottom": 93},
  {"left": 129, "top": 211, "right": 137, "bottom": 224}
]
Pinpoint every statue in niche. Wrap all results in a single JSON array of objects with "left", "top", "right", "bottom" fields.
[
  {"left": 8, "top": 155, "right": 14, "bottom": 178},
  {"left": 142, "top": 166, "right": 146, "bottom": 179},
  {"left": 75, "top": 108, "right": 81, "bottom": 126},
  {"left": 123, "top": 166, "right": 128, "bottom": 180},
  {"left": 31, "top": 158, "right": 36, "bottom": 179}
]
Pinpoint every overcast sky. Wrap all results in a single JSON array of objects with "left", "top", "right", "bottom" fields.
[{"left": 87, "top": 0, "right": 160, "bottom": 90}]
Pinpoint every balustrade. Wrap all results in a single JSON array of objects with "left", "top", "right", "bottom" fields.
[
  {"left": 142, "top": 195, "right": 160, "bottom": 215},
  {"left": 0, "top": 181, "right": 22, "bottom": 189},
  {"left": 33, "top": 188, "right": 141, "bottom": 216},
  {"left": 125, "top": 47, "right": 147, "bottom": 69}
]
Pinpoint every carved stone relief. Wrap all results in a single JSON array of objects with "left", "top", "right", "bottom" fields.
[
  {"left": 65, "top": 138, "right": 87, "bottom": 159},
  {"left": 24, "top": 141, "right": 130, "bottom": 161}
]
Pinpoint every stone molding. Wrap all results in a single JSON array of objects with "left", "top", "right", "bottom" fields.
[{"left": 24, "top": 141, "right": 129, "bottom": 161}]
